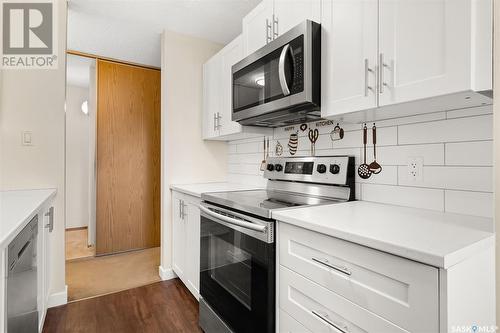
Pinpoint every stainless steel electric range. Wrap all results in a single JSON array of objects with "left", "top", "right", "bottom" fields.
[{"left": 198, "top": 156, "right": 355, "bottom": 333}]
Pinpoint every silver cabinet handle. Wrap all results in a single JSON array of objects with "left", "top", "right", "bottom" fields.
[
  {"left": 44, "top": 206, "right": 54, "bottom": 232},
  {"left": 179, "top": 200, "right": 182, "bottom": 219},
  {"left": 379, "top": 53, "right": 390, "bottom": 94},
  {"left": 213, "top": 113, "right": 217, "bottom": 131},
  {"left": 278, "top": 44, "right": 292, "bottom": 96},
  {"left": 312, "top": 257, "right": 351, "bottom": 276},
  {"left": 272, "top": 14, "right": 279, "bottom": 39},
  {"left": 181, "top": 201, "right": 187, "bottom": 220},
  {"left": 216, "top": 112, "right": 221, "bottom": 130},
  {"left": 312, "top": 311, "right": 349, "bottom": 333},
  {"left": 266, "top": 19, "right": 272, "bottom": 44},
  {"left": 364, "top": 59, "right": 374, "bottom": 97}
]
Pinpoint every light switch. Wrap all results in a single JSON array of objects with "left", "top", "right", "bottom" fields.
[{"left": 22, "top": 131, "right": 33, "bottom": 146}]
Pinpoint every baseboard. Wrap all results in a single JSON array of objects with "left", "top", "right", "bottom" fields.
[
  {"left": 159, "top": 266, "right": 177, "bottom": 280},
  {"left": 47, "top": 285, "right": 68, "bottom": 308}
]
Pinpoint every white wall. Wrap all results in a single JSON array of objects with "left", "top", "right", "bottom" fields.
[
  {"left": 161, "top": 30, "right": 228, "bottom": 273},
  {"left": 65, "top": 85, "right": 90, "bottom": 229},
  {"left": 68, "top": 9, "right": 161, "bottom": 67},
  {"left": 227, "top": 106, "right": 493, "bottom": 219},
  {"left": 0, "top": 0, "right": 67, "bottom": 305},
  {"left": 493, "top": 1, "right": 500, "bottom": 323}
]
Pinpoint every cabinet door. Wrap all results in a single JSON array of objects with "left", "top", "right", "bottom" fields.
[
  {"left": 202, "top": 57, "right": 221, "bottom": 139},
  {"left": 321, "top": 0, "right": 378, "bottom": 118},
  {"left": 273, "top": 0, "right": 321, "bottom": 37},
  {"left": 378, "top": 0, "right": 472, "bottom": 106},
  {"left": 184, "top": 200, "right": 201, "bottom": 300},
  {"left": 242, "top": 0, "right": 273, "bottom": 56},
  {"left": 171, "top": 192, "right": 186, "bottom": 279},
  {"left": 219, "top": 36, "right": 244, "bottom": 137}
]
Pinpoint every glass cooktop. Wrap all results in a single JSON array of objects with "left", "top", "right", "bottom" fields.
[{"left": 202, "top": 189, "right": 344, "bottom": 219}]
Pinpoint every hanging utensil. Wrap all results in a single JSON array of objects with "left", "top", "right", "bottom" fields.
[
  {"left": 330, "top": 123, "right": 344, "bottom": 141},
  {"left": 266, "top": 137, "right": 270, "bottom": 159},
  {"left": 358, "top": 124, "right": 372, "bottom": 179},
  {"left": 275, "top": 140, "right": 283, "bottom": 156},
  {"left": 260, "top": 137, "right": 267, "bottom": 171},
  {"left": 288, "top": 132, "right": 299, "bottom": 155},
  {"left": 300, "top": 123, "right": 308, "bottom": 132},
  {"left": 369, "top": 123, "right": 382, "bottom": 174},
  {"left": 308, "top": 128, "right": 319, "bottom": 156}
]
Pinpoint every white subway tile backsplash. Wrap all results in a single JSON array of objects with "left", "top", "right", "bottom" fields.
[
  {"left": 445, "top": 190, "right": 493, "bottom": 219},
  {"left": 227, "top": 106, "right": 492, "bottom": 217},
  {"left": 446, "top": 105, "right": 492, "bottom": 119},
  {"left": 398, "top": 115, "right": 493, "bottom": 144},
  {"left": 445, "top": 141, "right": 493, "bottom": 166},
  {"left": 361, "top": 184, "right": 445, "bottom": 211},
  {"left": 366, "top": 144, "right": 444, "bottom": 166},
  {"left": 355, "top": 166, "right": 398, "bottom": 185},
  {"left": 398, "top": 166, "right": 493, "bottom": 192}
]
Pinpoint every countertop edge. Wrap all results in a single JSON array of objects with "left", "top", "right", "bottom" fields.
[
  {"left": 273, "top": 211, "right": 495, "bottom": 269},
  {"left": 0, "top": 189, "right": 56, "bottom": 250}
]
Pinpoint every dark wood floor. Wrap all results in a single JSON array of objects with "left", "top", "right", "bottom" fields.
[{"left": 43, "top": 279, "right": 202, "bottom": 333}]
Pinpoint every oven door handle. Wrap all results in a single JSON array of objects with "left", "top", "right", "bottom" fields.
[
  {"left": 199, "top": 205, "right": 267, "bottom": 233},
  {"left": 278, "top": 44, "right": 292, "bottom": 96}
]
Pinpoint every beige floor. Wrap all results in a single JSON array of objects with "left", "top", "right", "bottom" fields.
[
  {"left": 66, "top": 247, "right": 161, "bottom": 302},
  {"left": 65, "top": 228, "right": 95, "bottom": 261}
]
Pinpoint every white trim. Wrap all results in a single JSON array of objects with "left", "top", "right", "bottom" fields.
[
  {"left": 47, "top": 285, "right": 68, "bottom": 308},
  {"left": 159, "top": 266, "right": 176, "bottom": 280}
]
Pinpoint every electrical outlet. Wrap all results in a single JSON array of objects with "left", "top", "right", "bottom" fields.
[{"left": 407, "top": 157, "right": 423, "bottom": 182}]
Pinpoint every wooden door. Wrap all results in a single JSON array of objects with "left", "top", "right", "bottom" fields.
[
  {"left": 96, "top": 60, "right": 160, "bottom": 255},
  {"left": 321, "top": 0, "right": 378, "bottom": 118},
  {"left": 378, "top": 0, "right": 471, "bottom": 106}
]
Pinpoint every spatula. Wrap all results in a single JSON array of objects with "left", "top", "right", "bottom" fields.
[{"left": 260, "top": 137, "right": 267, "bottom": 171}]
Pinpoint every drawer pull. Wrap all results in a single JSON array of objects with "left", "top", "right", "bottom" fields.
[
  {"left": 311, "top": 310, "right": 349, "bottom": 333},
  {"left": 312, "top": 257, "right": 352, "bottom": 276}
]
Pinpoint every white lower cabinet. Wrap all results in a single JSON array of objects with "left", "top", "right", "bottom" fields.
[
  {"left": 171, "top": 190, "right": 201, "bottom": 300},
  {"left": 277, "top": 223, "right": 494, "bottom": 333}
]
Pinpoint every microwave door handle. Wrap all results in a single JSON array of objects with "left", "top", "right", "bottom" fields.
[
  {"left": 199, "top": 205, "right": 266, "bottom": 233},
  {"left": 278, "top": 44, "right": 292, "bottom": 96}
]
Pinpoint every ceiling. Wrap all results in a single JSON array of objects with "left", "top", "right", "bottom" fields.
[
  {"left": 66, "top": 54, "right": 95, "bottom": 88},
  {"left": 67, "top": 0, "right": 261, "bottom": 67}
]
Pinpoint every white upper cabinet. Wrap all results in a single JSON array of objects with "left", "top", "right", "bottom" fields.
[
  {"left": 242, "top": 0, "right": 274, "bottom": 56},
  {"left": 219, "top": 36, "right": 244, "bottom": 137},
  {"left": 273, "top": 0, "right": 321, "bottom": 37},
  {"left": 378, "top": 0, "right": 490, "bottom": 106},
  {"left": 321, "top": 0, "right": 492, "bottom": 119},
  {"left": 321, "top": 0, "right": 378, "bottom": 117},
  {"left": 243, "top": 0, "right": 321, "bottom": 56},
  {"left": 202, "top": 56, "right": 221, "bottom": 139},
  {"left": 202, "top": 35, "right": 272, "bottom": 140}
]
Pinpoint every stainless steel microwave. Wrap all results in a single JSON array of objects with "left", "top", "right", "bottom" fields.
[{"left": 232, "top": 20, "right": 321, "bottom": 127}]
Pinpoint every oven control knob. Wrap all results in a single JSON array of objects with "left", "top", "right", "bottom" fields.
[
  {"left": 267, "top": 164, "right": 275, "bottom": 171},
  {"left": 317, "top": 164, "right": 327, "bottom": 174},
  {"left": 275, "top": 164, "right": 283, "bottom": 172},
  {"left": 330, "top": 164, "right": 341, "bottom": 174}
]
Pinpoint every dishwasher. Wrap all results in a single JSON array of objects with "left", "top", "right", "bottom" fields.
[{"left": 7, "top": 215, "right": 38, "bottom": 333}]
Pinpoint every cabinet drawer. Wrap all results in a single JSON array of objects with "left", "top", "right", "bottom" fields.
[
  {"left": 280, "top": 266, "right": 407, "bottom": 333},
  {"left": 279, "top": 223, "right": 438, "bottom": 332},
  {"left": 279, "top": 309, "right": 312, "bottom": 333}
]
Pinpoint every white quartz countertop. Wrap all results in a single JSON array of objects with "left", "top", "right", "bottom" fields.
[
  {"left": 273, "top": 201, "right": 494, "bottom": 269},
  {"left": 0, "top": 189, "right": 56, "bottom": 249},
  {"left": 170, "top": 182, "right": 263, "bottom": 198}
]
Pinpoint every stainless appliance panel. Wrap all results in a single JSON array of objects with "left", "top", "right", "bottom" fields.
[
  {"left": 7, "top": 215, "right": 38, "bottom": 333},
  {"left": 232, "top": 20, "right": 320, "bottom": 127}
]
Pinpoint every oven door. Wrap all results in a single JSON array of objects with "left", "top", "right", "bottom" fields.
[{"left": 199, "top": 203, "right": 275, "bottom": 333}]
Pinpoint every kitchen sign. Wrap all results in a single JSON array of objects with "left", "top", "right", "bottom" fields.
[{"left": 1, "top": 0, "right": 58, "bottom": 69}]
